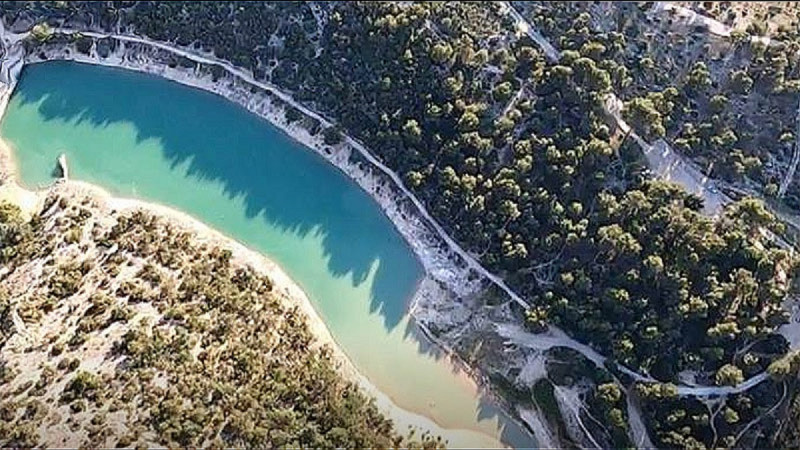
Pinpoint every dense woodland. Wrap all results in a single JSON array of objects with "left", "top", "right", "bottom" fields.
[
  {"left": 2, "top": 1, "right": 800, "bottom": 448},
  {"left": 525, "top": 1, "right": 800, "bottom": 208}
]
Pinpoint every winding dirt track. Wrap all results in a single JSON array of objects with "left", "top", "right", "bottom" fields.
[{"left": 503, "top": 0, "right": 779, "bottom": 399}]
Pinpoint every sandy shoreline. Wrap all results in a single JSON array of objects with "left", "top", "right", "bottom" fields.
[
  {"left": 105, "top": 187, "right": 507, "bottom": 449},
  {"left": 0, "top": 136, "right": 506, "bottom": 447},
  {"left": 0, "top": 42, "right": 520, "bottom": 447},
  {"left": 15, "top": 30, "right": 541, "bottom": 445}
]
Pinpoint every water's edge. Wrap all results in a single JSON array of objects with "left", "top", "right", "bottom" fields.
[
  {"left": 0, "top": 28, "right": 540, "bottom": 448},
  {"left": 0, "top": 147, "right": 495, "bottom": 446}
]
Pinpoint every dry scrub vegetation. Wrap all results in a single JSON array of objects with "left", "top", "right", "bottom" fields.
[{"left": 0, "top": 188, "right": 442, "bottom": 449}]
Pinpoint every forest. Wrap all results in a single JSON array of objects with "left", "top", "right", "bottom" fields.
[
  {"left": 1, "top": 1, "right": 800, "bottom": 448},
  {"left": 524, "top": 1, "right": 800, "bottom": 209}
]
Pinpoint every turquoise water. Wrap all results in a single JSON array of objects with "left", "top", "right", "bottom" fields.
[{"left": 1, "top": 61, "right": 533, "bottom": 448}]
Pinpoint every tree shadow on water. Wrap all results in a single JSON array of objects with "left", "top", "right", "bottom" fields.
[{"left": 14, "top": 61, "right": 421, "bottom": 332}]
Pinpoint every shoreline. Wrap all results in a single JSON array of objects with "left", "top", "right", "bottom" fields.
[
  {"left": 0, "top": 138, "right": 508, "bottom": 449},
  {"left": 17, "top": 31, "right": 541, "bottom": 447},
  {"left": 0, "top": 32, "right": 541, "bottom": 447}
]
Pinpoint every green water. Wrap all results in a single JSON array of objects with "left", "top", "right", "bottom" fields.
[{"left": 1, "top": 61, "right": 533, "bottom": 448}]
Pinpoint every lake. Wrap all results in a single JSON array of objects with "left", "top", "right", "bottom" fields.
[{"left": 1, "top": 61, "right": 533, "bottom": 448}]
